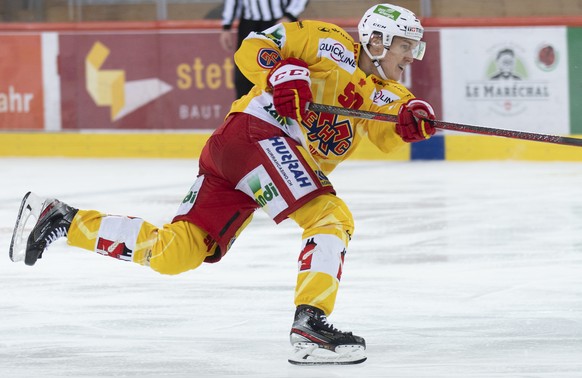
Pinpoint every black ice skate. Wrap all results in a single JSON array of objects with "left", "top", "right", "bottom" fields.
[
  {"left": 288, "top": 305, "right": 366, "bottom": 365},
  {"left": 9, "top": 192, "right": 78, "bottom": 266}
]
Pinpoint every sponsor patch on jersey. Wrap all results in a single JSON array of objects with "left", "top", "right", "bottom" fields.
[
  {"left": 257, "top": 48, "right": 281, "bottom": 68},
  {"left": 315, "top": 170, "right": 331, "bottom": 187},
  {"left": 252, "top": 24, "right": 286, "bottom": 49},
  {"left": 258, "top": 137, "right": 317, "bottom": 199},
  {"left": 235, "top": 165, "right": 288, "bottom": 219},
  {"left": 371, "top": 88, "right": 402, "bottom": 106},
  {"left": 317, "top": 38, "right": 357, "bottom": 73},
  {"left": 175, "top": 175, "right": 205, "bottom": 217}
]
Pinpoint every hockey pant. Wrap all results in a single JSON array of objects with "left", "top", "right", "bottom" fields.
[{"left": 66, "top": 193, "right": 353, "bottom": 315}]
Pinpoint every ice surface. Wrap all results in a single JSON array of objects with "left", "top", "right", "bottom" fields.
[{"left": 1, "top": 158, "right": 582, "bottom": 377}]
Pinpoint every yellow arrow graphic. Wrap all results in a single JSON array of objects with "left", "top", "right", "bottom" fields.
[{"left": 85, "top": 41, "right": 125, "bottom": 120}]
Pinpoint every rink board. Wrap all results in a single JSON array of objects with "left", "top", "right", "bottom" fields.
[{"left": 1, "top": 132, "right": 581, "bottom": 161}]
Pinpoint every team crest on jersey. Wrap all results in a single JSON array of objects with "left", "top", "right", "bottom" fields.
[
  {"left": 372, "top": 88, "right": 402, "bottom": 106},
  {"left": 257, "top": 48, "right": 281, "bottom": 68},
  {"left": 302, "top": 111, "right": 353, "bottom": 156}
]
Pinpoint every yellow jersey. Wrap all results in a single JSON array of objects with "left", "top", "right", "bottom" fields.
[{"left": 231, "top": 20, "right": 414, "bottom": 174}]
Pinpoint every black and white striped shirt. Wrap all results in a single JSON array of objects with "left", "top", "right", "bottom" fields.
[{"left": 222, "top": 0, "right": 309, "bottom": 30}]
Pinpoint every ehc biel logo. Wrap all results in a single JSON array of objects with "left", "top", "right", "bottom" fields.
[{"left": 302, "top": 112, "right": 353, "bottom": 156}]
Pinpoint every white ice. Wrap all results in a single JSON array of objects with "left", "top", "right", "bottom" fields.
[{"left": 1, "top": 158, "right": 582, "bottom": 377}]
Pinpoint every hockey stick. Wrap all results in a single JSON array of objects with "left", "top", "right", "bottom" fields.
[{"left": 308, "top": 102, "right": 582, "bottom": 148}]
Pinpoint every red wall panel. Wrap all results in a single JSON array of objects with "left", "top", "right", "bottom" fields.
[{"left": 0, "top": 35, "right": 44, "bottom": 130}]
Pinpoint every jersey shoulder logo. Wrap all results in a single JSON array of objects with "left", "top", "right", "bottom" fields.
[{"left": 257, "top": 48, "right": 281, "bottom": 68}]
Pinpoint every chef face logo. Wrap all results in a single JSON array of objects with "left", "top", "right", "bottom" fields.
[
  {"left": 488, "top": 48, "right": 525, "bottom": 80},
  {"left": 464, "top": 45, "right": 551, "bottom": 116}
]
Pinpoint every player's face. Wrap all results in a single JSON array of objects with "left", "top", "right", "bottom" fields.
[{"left": 381, "top": 36, "right": 417, "bottom": 81}]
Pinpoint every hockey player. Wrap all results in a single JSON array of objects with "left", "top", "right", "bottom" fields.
[{"left": 9, "top": 4, "right": 435, "bottom": 365}]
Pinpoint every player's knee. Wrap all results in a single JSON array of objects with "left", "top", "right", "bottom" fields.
[
  {"left": 325, "top": 196, "right": 354, "bottom": 236},
  {"left": 308, "top": 194, "right": 354, "bottom": 233},
  {"left": 142, "top": 222, "right": 209, "bottom": 275},
  {"left": 290, "top": 194, "right": 354, "bottom": 244}
]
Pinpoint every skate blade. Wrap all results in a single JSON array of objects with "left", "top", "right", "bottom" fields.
[
  {"left": 9, "top": 192, "right": 43, "bottom": 263},
  {"left": 288, "top": 343, "right": 367, "bottom": 365}
]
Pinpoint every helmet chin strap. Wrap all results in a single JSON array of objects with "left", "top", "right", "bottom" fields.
[{"left": 362, "top": 44, "right": 389, "bottom": 80}]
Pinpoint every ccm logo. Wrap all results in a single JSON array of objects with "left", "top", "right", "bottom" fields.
[
  {"left": 271, "top": 65, "right": 310, "bottom": 85},
  {"left": 274, "top": 69, "right": 308, "bottom": 81}
]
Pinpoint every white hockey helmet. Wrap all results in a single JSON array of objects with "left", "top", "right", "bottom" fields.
[{"left": 358, "top": 3, "right": 426, "bottom": 61}]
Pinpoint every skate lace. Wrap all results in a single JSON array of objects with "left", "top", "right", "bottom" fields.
[
  {"left": 45, "top": 226, "right": 67, "bottom": 246},
  {"left": 319, "top": 314, "right": 341, "bottom": 333}
]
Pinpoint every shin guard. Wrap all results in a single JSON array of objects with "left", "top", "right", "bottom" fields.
[
  {"left": 289, "top": 194, "right": 354, "bottom": 315},
  {"left": 67, "top": 210, "right": 213, "bottom": 275}
]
